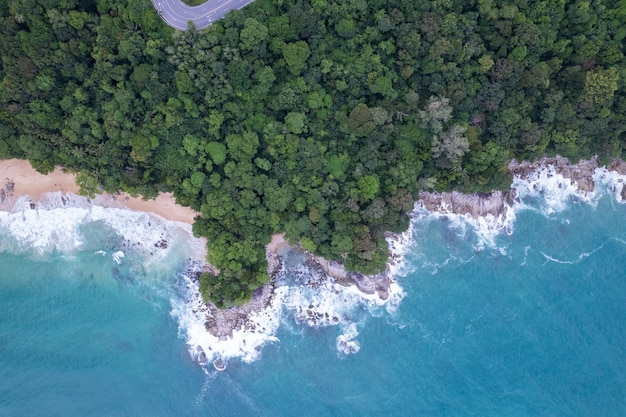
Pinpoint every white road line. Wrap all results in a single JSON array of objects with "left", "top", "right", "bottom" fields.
[{"left": 154, "top": 0, "right": 257, "bottom": 30}]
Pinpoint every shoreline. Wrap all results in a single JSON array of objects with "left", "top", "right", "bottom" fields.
[
  {"left": 0, "top": 159, "right": 199, "bottom": 224},
  {"left": 4, "top": 155, "right": 626, "bottom": 363},
  {"left": 419, "top": 156, "right": 626, "bottom": 218}
]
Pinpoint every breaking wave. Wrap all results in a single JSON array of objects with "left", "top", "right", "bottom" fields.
[
  {"left": 412, "top": 162, "right": 626, "bottom": 257},
  {"left": 5, "top": 160, "right": 626, "bottom": 370},
  {"left": 170, "top": 249, "right": 407, "bottom": 370}
]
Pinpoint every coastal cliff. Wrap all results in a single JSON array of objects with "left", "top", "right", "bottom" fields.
[
  {"left": 419, "top": 189, "right": 515, "bottom": 218},
  {"left": 508, "top": 156, "right": 600, "bottom": 193},
  {"left": 199, "top": 234, "right": 396, "bottom": 340},
  {"left": 188, "top": 156, "right": 626, "bottom": 350},
  {"left": 419, "top": 156, "right": 624, "bottom": 219}
]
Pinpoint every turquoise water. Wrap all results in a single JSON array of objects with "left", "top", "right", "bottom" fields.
[{"left": 1, "top": 173, "right": 625, "bottom": 416}]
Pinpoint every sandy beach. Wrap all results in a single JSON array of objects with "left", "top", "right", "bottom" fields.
[{"left": 0, "top": 159, "right": 199, "bottom": 224}]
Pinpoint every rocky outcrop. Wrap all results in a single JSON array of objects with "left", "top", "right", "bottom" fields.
[
  {"left": 607, "top": 159, "right": 626, "bottom": 175},
  {"left": 418, "top": 190, "right": 514, "bottom": 218},
  {"left": 203, "top": 281, "right": 276, "bottom": 339},
  {"left": 272, "top": 242, "right": 392, "bottom": 300},
  {"left": 419, "top": 156, "right": 613, "bottom": 219},
  {"left": 314, "top": 258, "right": 391, "bottom": 300},
  {"left": 199, "top": 236, "right": 395, "bottom": 338},
  {"left": 508, "top": 156, "right": 599, "bottom": 192},
  {"left": 201, "top": 156, "right": 626, "bottom": 339}
]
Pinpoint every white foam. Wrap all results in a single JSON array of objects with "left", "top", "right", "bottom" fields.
[
  {"left": 411, "top": 200, "right": 515, "bottom": 253},
  {"left": 12, "top": 161, "right": 626, "bottom": 368},
  {"left": 170, "top": 273, "right": 281, "bottom": 366},
  {"left": 593, "top": 167, "right": 626, "bottom": 203},
  {"left": 0, "top": 200, "right": 87, "bottom": 254},
  {"left": 540, "top": 237, "right": 626, "bottom": 265},
  {"left": 1, "top": 191, "right": 408, "bottom": 367},
  {"left": 336, "top": 323, "right": 360, "bottom": 355},
  {"left": 0, "top": 192, "right": 205, "bottom": 266},
  {"left": 540, "top": 251, "right": 588, "bottom": 265},
  {"left": 408, "top": 162, "right": 626, "bottom": 255},
  {"left": 172, "top": 160, "right": 626, "bottom": 367},
  {"left": 385, "top": 222, "right": 417, "bottom": 279},
  {"left": 171, "top": 256, "right": 408, "bottom": 368},
  {"left": 112, "top": 251, "right": 125, "bottom": 264},
  {"left": 511, "top": 165, "right": 598, "bottom": 214}
]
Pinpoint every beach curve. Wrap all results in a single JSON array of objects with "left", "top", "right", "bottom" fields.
[{"left": 0, "top": 159, "right": 199, "bottom": 224}]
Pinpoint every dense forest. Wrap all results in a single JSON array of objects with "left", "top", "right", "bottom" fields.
[{"left": 1, "top": 0, "right": 625, "bottom": 307}]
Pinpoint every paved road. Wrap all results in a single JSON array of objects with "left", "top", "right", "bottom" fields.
[{"left": 151, "top": 0, "right": 256, "bottom": 30}]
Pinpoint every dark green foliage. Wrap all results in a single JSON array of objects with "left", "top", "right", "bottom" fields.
[{"left": 1, "top": 0, "right": 625, "bottom": 307}]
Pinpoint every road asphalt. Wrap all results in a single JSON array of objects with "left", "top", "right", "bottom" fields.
[{"left": 151, "top": 0, "right": 256, "bottom": 30}]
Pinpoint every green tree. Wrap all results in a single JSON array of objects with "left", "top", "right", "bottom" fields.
[
  {"left": 206, "top": 142, "right": 227, "bottom": 165},
  {"left": 348, "top": 103, "right": 376, "bottom": 137},
  {"left": 581, "top": 67, "right": 619, "bottom": 106},
  {"left": 284, "top": 112, "right": 307, "bottom": 134},
  {"left": 358, "top": 175, "right": 380, "bottom": 201},
  {"left": 240, "top": 18, "right": 268, "bottom": 51},
  {"left": 282, "top": 41, "right": 310, "bottom": 75}
]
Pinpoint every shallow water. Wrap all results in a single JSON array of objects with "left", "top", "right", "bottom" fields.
[{"left": 1, "top": 171, "right": 625, "bottom": 416}]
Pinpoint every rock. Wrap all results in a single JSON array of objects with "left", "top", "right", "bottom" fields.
[
  {"left": 213, "top": 357, "right": 226, "bottom": 371},
  {"left": 266, "top": 252, "right": 282, "bottom": 277},
  {"left": 201, "top": 278, "right": 277, "bottom": 338},
  {"left": 576, "top": 176, "right": 595, "bottom": 192},
  {"left": 29, "top": 203, "right": 36, "bottom": 210},
  {"left": 325, "top": 260, "right": 348, "bottom": 280},
  {"left": 621, "top": 186, "right": 626, "bottom": 202},
  {"left": 608, "top": 159, "right": 626, "bottom": 175},
  {"left": 509, "top": 156, "right": 598, "bottom": 193},
  {"left": 422, "top": 157, "right": 605, "bottom": 221},
  {"left": 419, "top": 190, "right": 511, "bottom": 218},
  {"left": 154, "top": 239, "right": 168, "bottom": 249},
  {"left": 197, "top": 350, "right": 206, "bottom": 365}
]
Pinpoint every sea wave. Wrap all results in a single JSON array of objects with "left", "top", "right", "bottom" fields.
[
  {"left": 171, "top": 251, "right": 407, "bottom": 370},
  {"left": 0, "top": 192, "right": 205, "bottom": 265},
  {"left": 0, "top": 191, "right": 410, "bottom": 370},
  {"left": 170, "top": 271, "right": 282, "bottom": 366},
  {"left": 414, "top": 161, "right": 626, "bottom": 255},
  {"left": 413, "top": 201, "right": 516, "bottom": 253},
  {"left": 5, "top": 160, "right": 626, "bottom": 370},
  {"left": 385, "top": 222, "right": 417, "bottom": 279},
  {"left": 171, "top": 159, "right": 626, "bottom": 370},
  {"left": 593, "top": 167, "right": 626, "bottom": 203},
  {"left": 512, "top": 164, "right": 599, "bottom": 214}
]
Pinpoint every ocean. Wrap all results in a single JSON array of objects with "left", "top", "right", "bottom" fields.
[{"left": 1, "top": 165, "right": 625, "bottom": 416}]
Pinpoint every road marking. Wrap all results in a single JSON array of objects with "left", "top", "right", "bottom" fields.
[{"left": 154, "top": 0, "right": 256, "bottom": 30}]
